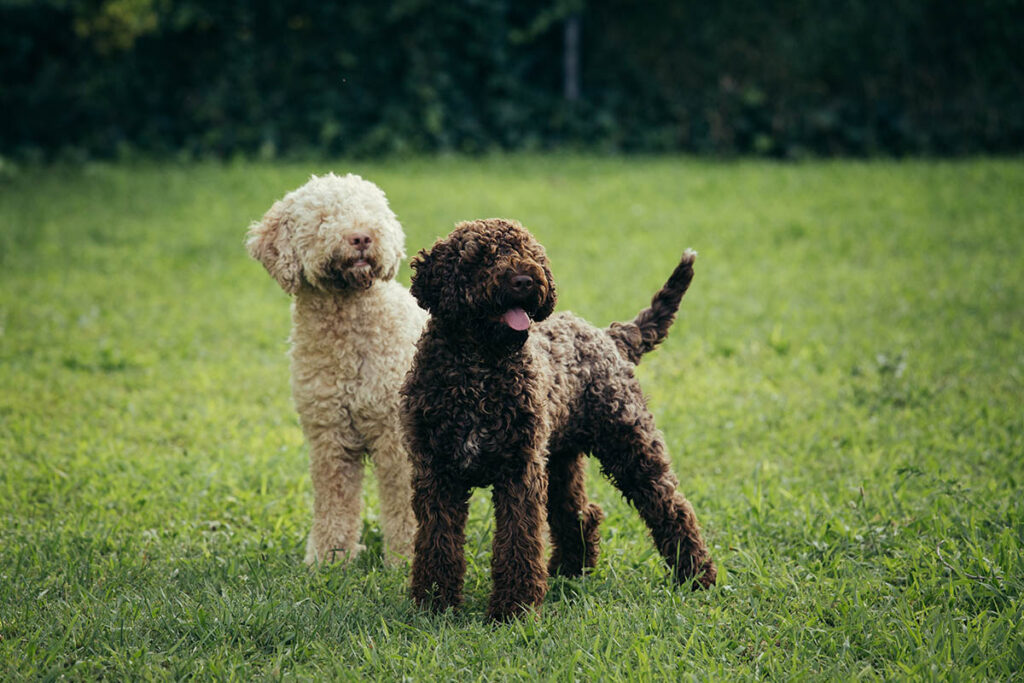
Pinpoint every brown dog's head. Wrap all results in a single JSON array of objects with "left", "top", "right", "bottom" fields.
[
  {"left": 245, "top": 173, "right": 406, "bottom": 295},
  {"left": 410, "top": 218, "right": 557, "bottom": 343}
]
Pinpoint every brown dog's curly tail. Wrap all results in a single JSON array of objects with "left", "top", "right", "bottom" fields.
[{"left": 607, "top": 249, "right": 696, "bottom": 364}]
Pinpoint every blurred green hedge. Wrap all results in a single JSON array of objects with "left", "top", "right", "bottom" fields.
[{"left": 2, "top": 0, "right": 1022, "bottom": 159}]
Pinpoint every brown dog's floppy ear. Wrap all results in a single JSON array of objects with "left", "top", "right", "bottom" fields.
[
  {"left": 409, "top": 248, "right": 439, "bottom": 312},
  {"left": 532, "top": 259, "right": 558, "bottom": 322},
  {"left": 246, "top": 200, "right": 302, "bottom": 295}
]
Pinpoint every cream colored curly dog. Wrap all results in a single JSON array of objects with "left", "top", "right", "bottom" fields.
[{"left": 246, "top": 173, "right": 427, "bottom": 566}]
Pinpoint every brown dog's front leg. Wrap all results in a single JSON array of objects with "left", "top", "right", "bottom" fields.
[
  {"left": 487, "top": 458, "right": 549, "bottom": 622},
  {"left": 410, "top": 474, "right": 471, "bottom": 613}
]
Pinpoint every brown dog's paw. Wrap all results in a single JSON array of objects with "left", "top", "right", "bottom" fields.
[
  {"left": 486, "top": 600, "right": 541, "bottom": 624},
  {"left": 689, "top": 558, "right": 717, "bottom": 590},
  {"left": 411, "top": 583, "right": 463, "bottom": 615}
]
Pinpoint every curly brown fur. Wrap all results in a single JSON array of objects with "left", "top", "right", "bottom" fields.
[{"left": 401, "top": 218, "right": 715, "bottom": 622}]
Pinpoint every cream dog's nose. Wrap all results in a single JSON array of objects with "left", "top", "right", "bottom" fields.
[{"left": 349, "top": 233, "right": 372, "bottom": 250}]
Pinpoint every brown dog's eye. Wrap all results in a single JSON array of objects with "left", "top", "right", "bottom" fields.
[{"left": 459, "top": 239, "right": 481, "bottom": 262}]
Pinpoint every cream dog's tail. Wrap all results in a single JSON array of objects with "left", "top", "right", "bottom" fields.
[{"left": 606, "top": 249, "right": 696, "bottom": 365}]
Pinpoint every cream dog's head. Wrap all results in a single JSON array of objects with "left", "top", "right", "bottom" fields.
[{"left": 246, "top": 173, "right": 406, "bottom": 294}]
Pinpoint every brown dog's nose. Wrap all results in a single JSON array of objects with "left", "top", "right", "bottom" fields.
[
  {"left": 349, "top": 233, "right": 372, "bottom": 250},
  {"left": 510, "top": 274, "right": 534, "bottom": 292}
]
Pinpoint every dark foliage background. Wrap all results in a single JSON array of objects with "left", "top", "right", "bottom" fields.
[{"left": 2, "top": 0, "right": 1022, "bottom": 159}]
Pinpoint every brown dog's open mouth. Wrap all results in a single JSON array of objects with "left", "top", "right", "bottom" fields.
[{"left": 499, "top": 307, "right": 532, "bottom": 331}]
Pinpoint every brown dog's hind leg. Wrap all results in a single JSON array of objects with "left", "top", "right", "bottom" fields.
[
  {"left": 410, "top": 474, "right": 471, "bottom": 613},
  {"left": 592, "top": 407, "right": 716, "bottom": 589},
  {"left": 546, "top": 451, "right": 604, "bottom": 577},
  {"left": 488, "top": 458, "right": 549, "bottom": 622}
]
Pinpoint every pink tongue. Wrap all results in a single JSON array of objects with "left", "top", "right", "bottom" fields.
[{"left": 500, "top": 307, "right": 531, "bottom": 331}]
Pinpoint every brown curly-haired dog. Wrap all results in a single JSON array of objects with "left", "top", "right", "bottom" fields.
[{"left": 401, "top": 218, "right": 716, "bottom": 622}]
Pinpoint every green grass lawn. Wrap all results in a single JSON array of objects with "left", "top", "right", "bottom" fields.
[{"left": 1, "top": 155, "right": 1022, "bottom": 680}]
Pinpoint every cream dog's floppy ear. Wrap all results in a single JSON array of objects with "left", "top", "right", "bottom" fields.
[
  {"left": 246, "top": 199, "right": 303, "bottom": 294},
  {"left": 380, "top": 215, "right": 406, "bottom": 283}
]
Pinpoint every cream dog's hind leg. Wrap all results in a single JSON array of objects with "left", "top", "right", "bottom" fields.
[{"left": 369, "top": 428, "right": 417, "bottom": 565}]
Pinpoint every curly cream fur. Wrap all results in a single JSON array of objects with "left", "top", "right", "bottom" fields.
[{"left": 246, "top": 173, "right": 427, "bottom": 565}]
